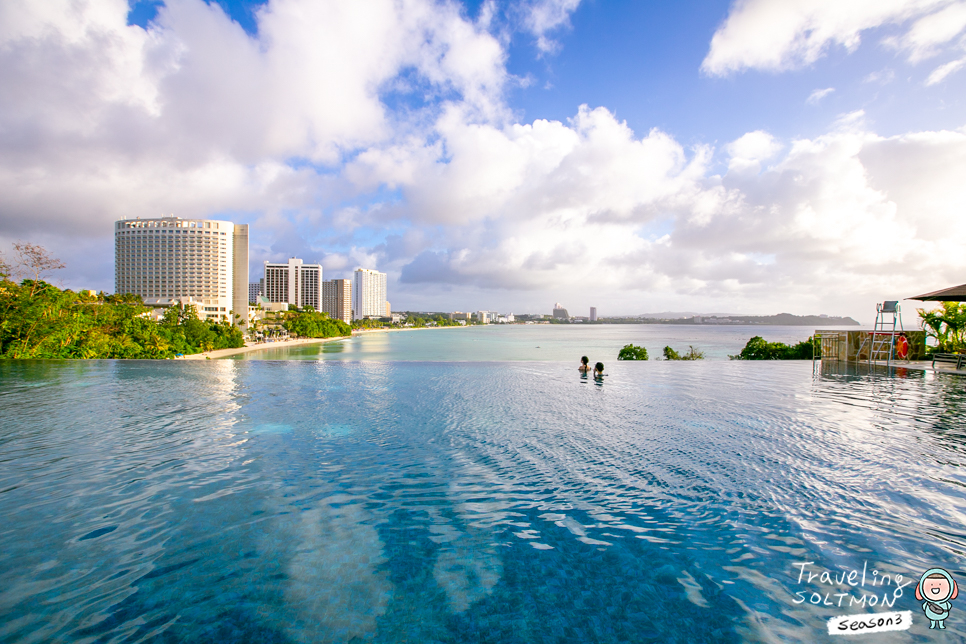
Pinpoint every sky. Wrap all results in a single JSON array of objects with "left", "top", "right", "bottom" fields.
[{"left": 1, "top": 0, "right": 965, "bottom": 322}]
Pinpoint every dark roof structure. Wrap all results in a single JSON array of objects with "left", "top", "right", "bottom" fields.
[{"left": 908, "top": 283, "right": 966, "bottom": 302}]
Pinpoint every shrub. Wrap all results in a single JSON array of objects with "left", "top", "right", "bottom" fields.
[{"left": 618, "top": 344, "right": 648, "bottom": 360}]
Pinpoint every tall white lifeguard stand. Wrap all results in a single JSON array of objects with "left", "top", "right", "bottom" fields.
[{"left": 867, "top": 301, "right": 903, "bottom": 369}]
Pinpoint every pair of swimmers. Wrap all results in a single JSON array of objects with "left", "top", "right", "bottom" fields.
[{"left": 579, "top": 356, "right": 604, "bottom": 377}]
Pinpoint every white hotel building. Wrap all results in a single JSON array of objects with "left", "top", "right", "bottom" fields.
[
  {"left": 352, "top": 268, "right": 387, "bottom": 320},
  {"left": 114, "top": 217, "right": 249, "bottom": 324},
  {"left": 262, "top": 258, "right": 323, "bottom": 311}
]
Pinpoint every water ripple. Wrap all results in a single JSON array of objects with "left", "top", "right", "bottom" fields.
[{"left": 1, "top": 360, "right": 965, "bottom": 642}]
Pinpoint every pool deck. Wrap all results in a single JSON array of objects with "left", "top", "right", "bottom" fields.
[{"left": 843, "top": 359, "right": 966, "bottom": 376}]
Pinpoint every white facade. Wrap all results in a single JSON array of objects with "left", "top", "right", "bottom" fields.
[
  {"left": 263, "top": 258, "right": 323, "bottom": 311},
  {"left": 115, "top": 217, "right": 248, "bottom": 324},
  {"left": 590, "top": 307, "right": 597, "bottom": 322},
  {"left": 352, "top": 268, "right": 387, "bottom": 319}
]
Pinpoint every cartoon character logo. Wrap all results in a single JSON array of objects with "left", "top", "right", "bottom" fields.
[{"left": 916, "top": 568, "right": 958, "bottom": 629}]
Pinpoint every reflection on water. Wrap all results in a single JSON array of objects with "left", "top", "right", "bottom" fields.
[{"left": 1, "top": 360, "right": 966, "bottom": 642}]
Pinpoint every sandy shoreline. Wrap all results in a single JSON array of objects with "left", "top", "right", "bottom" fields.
[
  {"left": 181, "top": 336, "right": 346, "bottom": 360},
  {"left": 182, "top": 325, "right": 466, "bottom": 360}
]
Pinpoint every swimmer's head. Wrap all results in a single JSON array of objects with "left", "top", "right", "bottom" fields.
[
  {"left": 595, "top": 362, "right": 604, "bottom": 372},
  {"left": 581, "top": 356, "right": 589, "bottom": 365}
]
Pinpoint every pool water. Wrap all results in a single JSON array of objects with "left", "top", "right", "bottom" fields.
[{"left": 1, "top": 359, "right": 965, "bottom": 642}]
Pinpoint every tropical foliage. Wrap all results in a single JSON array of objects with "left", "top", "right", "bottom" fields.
[
  {"left": 918, "top": 303, "right": 966, "bottom": 353},
  {"left": 730, "top": 336, "right": 816, "bottom": 360},
  {"left": 283, "top": 310, "right": 352, "bottom": 338},
  {"left": 617, "top": 344, "right": 649, "bottom": 360},
  {"left": 403, "top": 314, "right": 463, "bottom": 327},
  {"left": 663, "top": 345, "right": 704, "bottom": 360},
  {"left": 0, "top": 278, "right": 244, "bottom": 359}
]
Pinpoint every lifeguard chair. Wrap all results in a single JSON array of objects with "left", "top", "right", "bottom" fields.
[{"left": 866, "top": 301, "right": 904, "bottom": 369}]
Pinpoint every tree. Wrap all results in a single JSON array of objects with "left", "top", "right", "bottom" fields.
[
  {"left": 730, "top": 336, "right": 816, "bottom": 360},
  {"left": 919, "top": 303, "right": 966, "bottom": 353},
  {"left": 12, "top": 242, "right": 65, "bottom": 288},
  {"left": 618, "top": 344, "right": 648, "bottom": 360},
  {"left": 664, "top": 345, "right": 704, "bottom": 360}
]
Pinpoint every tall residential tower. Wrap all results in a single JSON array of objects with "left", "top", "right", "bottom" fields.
[
  {"left": 352, "top": 268, "right": 387, "bottom": 320},
  {"left": 322, "top": 279, "right": 352, "bottom": 323},
  {"left": 262, "top": 258, "right": 323, "bottom": 311}
]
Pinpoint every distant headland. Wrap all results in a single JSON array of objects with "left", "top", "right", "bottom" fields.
[{"left": 596, "top": 313, "right": 860, "bottom": 326}]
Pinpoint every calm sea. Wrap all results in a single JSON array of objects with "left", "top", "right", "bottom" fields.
[
  {"left": 232, "top": 323, "right": 835, "bottom": 362},
  {"left": 1, "top": 326, "right": 964, "bottom": 643}
]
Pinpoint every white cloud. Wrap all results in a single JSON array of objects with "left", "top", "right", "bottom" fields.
[
  {"left": 520, "top": 0, "right": 582, "bottom": 53},
  {"left": 2, "top": 0, "right": 966, "bottom": 319},
  {"left": 725, "top": 130, "right": 782, "bottom": 174},
  {"left": 370, "top": 109, "right": 966, "bottom": 317},
  {"left": 889, "top": 1, "right": 966, "bottom": 61},
  {"left": 701, "top": 0, "right": 956, "bottom": 76},
  {"left": 806, "top": 87, "right": 835, "bottom": 104},
  {"left": 0, "top": 0, "right": 508, "bottom": 228},
  {"left": 925, "top": 56, "right": 966, "bottom": 83}
]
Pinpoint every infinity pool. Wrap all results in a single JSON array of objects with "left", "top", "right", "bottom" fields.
[{"left": 1, "top": 360, "right": 964, "bottom": 642}]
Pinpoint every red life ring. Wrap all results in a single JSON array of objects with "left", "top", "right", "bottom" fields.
[{"left": 895, "top": 335, "right": 909, "bottom": 359}]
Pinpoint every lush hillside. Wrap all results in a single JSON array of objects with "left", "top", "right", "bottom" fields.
[{"left": 0, "top": 278, "right": 244, "bottom": 359}]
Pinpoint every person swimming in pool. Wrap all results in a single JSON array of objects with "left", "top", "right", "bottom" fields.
[
  {"left": 593, "top": 362, "right": 605, "bottom": 378},
  {"left": 579, "top": 356, "right": 590, "bottom": 373}
]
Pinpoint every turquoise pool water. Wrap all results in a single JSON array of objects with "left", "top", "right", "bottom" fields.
[{"left": 1, "top": 359, "right": 964, "bottom": 642}]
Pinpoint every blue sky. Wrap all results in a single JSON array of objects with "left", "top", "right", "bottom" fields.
[{"left": 2, "top": 0, "right": 966, "bottom": 321}]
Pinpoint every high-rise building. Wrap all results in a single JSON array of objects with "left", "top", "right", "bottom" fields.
[
  {"left": 352, "top": 268, "right": 387, "bottom": 320},
  {"left": 553, "top": 303, "right": 570, "bottom": 319},
  {"left": 263, "top": 258, "right": 323, "bottom": 311},
  {"left": 322, "top": 279, "right": 351, "bottom": 324},
  {"left": 590, "top": 307, "right": 597, "bottom": 322},
  {"left": 114, "top": 216, "right": 248, "bottom": 325},
  {"left": 248, "top": 279, "right": 263, "bottom": 304}
]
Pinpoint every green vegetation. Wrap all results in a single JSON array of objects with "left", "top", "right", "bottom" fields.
[
  {"left": 0, "top": 279, "right": 244, "bottom": 359},
  {"left": 351, "top": 318, "right": 388, "bottom": 330},
  {"left": 918, "top": 303, "right": 966, "bottom": 353},
  {"left": 617, "top": 344, "right": 649, "bottom": 360},
  {"left": 730, "top": 336, "right": 816, "bottom": 360},
  {"left": 403, "top": 314, "right": 463, "bottom": 327},
  {"left": 663, "top": 345, "right": 704, "bottom": 360},
  {"left": 283, "top": 309, "right": 351, "bottom": 338}
]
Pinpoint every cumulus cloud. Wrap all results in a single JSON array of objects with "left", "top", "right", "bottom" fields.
[
  {"left": 375, "top": 108, "right": 966, "bottom": 316},
  {"left": 2, "top": 0, "right": 966, "bottom": 318},
  {"left": 702, "top": 0, "right": 960, "bottom": 76},
  {"left": 0, "top": 0, "right": 508, "bottom": 233}
]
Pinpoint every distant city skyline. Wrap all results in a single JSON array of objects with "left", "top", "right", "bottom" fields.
[{"left": 2, "top": 1, "right": 964, "bottom": 324}]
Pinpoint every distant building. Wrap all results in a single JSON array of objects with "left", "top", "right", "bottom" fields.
[
  {"left": 451, "top": 311, "right": 471, "bottom": 321},
  {"left": 589, "top": 307, "right": 597, "bottom": 322},
  {"left": 321, "top": 279, "right": 352, "bottom": 324},
  {"left": 263, "top": 258, "right": 323, "bottom": 311},
  {"left": 114, "top": 216, "right": 248, "bottom": 325},
  {"left": 386, "top": 301, "right": 391, "bottom": 317},
  {"left": 552, "top": 302, "right": 570, "bottom": 319},
  {"left": 248, "top": 279, "right": 263, "bottom": 304},
  {"left": 352, "top": 268, "right": 387, "bottom": 319},
  {"left": 477, "top": 310, "right": 494, "bottom": 324}
]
